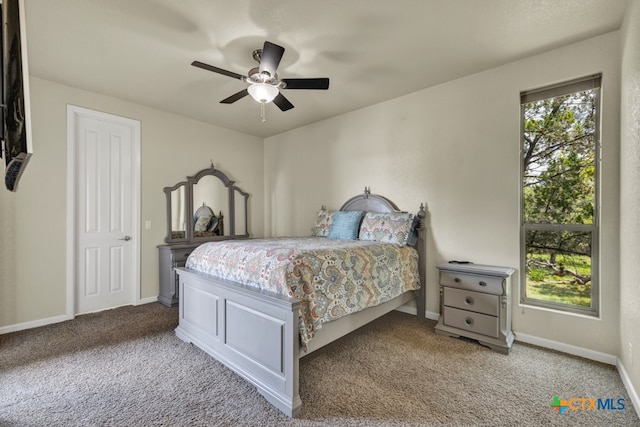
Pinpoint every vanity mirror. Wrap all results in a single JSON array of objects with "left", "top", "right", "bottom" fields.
[
  {"left": 158, "top": 164, "right": 249, "bottom": 306},
  {"left": 163, "top": 164, "right": 249, "bottom": 244}
]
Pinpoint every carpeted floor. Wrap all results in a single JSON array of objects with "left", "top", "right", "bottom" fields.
[{"left": 0, "top": 303, "right": 638, "bottom": 426}]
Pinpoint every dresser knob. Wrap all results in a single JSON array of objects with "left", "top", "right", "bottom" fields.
[
  {"left": 465, "top": 296, "right": 474, "bottom": 305},
  {"left": 464, "top": 317, "right": 474, "bottom": 326},
  {"left": 454, "top": 277, "right": 461, "bottom": 283},
  {"left": 478, "top": 281, "right": 487, "bottom": 287}
]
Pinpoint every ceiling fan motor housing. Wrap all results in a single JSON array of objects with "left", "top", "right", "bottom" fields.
[{"left": 247, "top": 66, "right": 278, "bottom": 85}]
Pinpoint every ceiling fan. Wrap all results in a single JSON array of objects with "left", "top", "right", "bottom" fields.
[{"left": 192, "top": 41, "right": 329, "bottom": 120}]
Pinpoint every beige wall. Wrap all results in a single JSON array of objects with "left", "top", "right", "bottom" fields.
[
  {"left": 265, "top": 32, "right": 621, "bottom": 355},
  {"left": 620, "top": 0, "right": 640, "bottom": 401},
  {"left": 0, "top": 77, "right": 264, "bottom": 329}
]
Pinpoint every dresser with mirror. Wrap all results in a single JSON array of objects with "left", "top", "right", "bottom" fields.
[{"left": 158, "top": 164, "right": 249, "bottom": 306}]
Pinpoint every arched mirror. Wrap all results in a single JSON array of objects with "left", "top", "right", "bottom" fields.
[
  {"left": 192, "top": 174, "right": 228, "bottom": 238},
  {"left": 163, "top": 165, "right": 249, "bottom": 244}
]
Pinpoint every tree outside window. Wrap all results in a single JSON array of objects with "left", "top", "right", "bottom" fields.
[{"left": 520, "top": 75, "right": 600, "bottom": 316}]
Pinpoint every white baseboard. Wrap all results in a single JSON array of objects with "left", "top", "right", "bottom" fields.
[
  {"left": 0, "top": 314, "right": 73, "bottom": 335},
  {"left": 399, "top": 310, "right": 619, "bottom": 365},
  {"left": 395, "top": 304, "right": 439, "bottom": 320},
  {"left": 515, "top": 331, "right": 617, "bottom": 365},
  {"left": 424, "top": 310, "right": 440, "bottom": 320},
  {"left": 0, "top": 298, "right": 160, "bottom": 335},
  {"left": 136, "top": 296, "right": 158, "bottom": 305},
  {"left": 617, "top": 360, "right": 640, "bottom": 420}
]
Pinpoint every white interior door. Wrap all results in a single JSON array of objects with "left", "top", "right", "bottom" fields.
[{"left": 70, "top": 107, "right": 140, "bottom": 314}]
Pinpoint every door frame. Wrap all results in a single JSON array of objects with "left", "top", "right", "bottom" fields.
[{"left": 66, "top": 105, "right": 141, "bottom": 317}]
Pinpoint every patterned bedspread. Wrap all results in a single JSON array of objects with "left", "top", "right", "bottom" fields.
[{"left": 185, "top": 237, "right": 420, "bottom": 347}]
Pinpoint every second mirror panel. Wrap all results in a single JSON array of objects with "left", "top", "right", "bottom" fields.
[{"left": 170, "top": 184, "right": 187, "bottom": 240}]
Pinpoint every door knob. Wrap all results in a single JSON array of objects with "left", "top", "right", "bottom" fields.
[{"left": 119, "top": 236, "right": 132, "bottom": 241}]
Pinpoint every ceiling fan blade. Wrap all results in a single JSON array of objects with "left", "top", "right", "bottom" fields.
[
  {"left": 220, "top": 89, "right": 249, "bottom": 104},
  {"left": 282, "top": 78, "right": 330, "bottom": 90},
  {"left": 259, "top": 41, "right": 285, "bottom": 77},
  {"left": 273, "top": 93, "right": 294, "bottom": 111},
  {"left": 192, "top": 61, "right": 245, "bottom": 80}
]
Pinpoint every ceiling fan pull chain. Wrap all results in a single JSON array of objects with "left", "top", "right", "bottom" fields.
[{"left": 260, "top": 102, "right": 267, "bottom": 123}]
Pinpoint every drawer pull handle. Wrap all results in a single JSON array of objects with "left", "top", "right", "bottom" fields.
[
  {"left": 465, "top": 296, "right": 474, "bottom": 305},
  {"left": 464, "top": 317, "right": 474, "bottom": 326},
  {"left": 454, "top": 277, "right": 461, "bottom": 283},
  {"left": 478, "top": 281, "right": 487, "bottom": 287}
]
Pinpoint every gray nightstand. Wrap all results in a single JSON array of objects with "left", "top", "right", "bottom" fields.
[
  {"left": 435, "top": 263, "right": 515, "bottom": 354},
  {"left": 157, "top": 243, "right": 200, "bottom": 307}
]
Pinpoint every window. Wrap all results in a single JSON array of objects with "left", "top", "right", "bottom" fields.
[{"left": 520, "top": 75, "right": 601, "bottom": 316}]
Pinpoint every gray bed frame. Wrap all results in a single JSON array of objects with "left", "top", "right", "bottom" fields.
[{"left": 175, "top": 189, "right": 426, "bottom": 417}]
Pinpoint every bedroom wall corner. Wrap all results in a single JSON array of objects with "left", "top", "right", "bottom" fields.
[
  {"left": 0, "top": 181, "right": 18, "bottom": 326},
  {"left": 619, "top": 0, "right": 640, "bottom": 410}
]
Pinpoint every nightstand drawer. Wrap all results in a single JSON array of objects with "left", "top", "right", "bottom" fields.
[
  {"left": 439, "top": 271, "right": 504, "bottom": 295},
  {"left": 443, "top": 287, "right": 499, "bottom": 316},
  {"left": 443, "top": 306, "right": 499, "bottom": 338}
]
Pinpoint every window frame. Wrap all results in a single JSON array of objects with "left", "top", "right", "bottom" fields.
[{"left": 519, "top": 74, "right": 601, "bottom": 317}]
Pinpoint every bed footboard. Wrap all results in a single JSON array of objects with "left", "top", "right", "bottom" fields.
[{"left": 175, "top": 268, "right": 302, "bottom": 417}]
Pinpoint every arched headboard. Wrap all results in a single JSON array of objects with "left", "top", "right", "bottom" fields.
[{"left": 340, "top": 187, "right": 400, "bottom": 213}]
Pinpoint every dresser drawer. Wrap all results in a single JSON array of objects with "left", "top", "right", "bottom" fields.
[
  {"left": 443, "top": 287, "right": 499, "bottom": 316},
  {"left": 443, "top": 306, "right": 499, "bottom": 338},
  {"left": 439, "top": 271, "right": 504, "bottom": 295},
  {"left": 172, "top": 248, "right": 194, "bottom": 264}
]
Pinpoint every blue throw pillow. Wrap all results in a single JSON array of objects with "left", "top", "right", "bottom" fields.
[{"left": 327, "top": 211, "right": 363, "bottom": 240}]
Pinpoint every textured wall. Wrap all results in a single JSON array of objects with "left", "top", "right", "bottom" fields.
[
  {"left": 619, "top": 0, "right": 640, "bottom": 399},
  {"left": 265, "top": 32, "right": 622, "bottom": 355}
]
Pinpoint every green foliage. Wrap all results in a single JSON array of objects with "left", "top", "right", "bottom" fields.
[
  {"left": 522, "top": 90, "right": 597, "bottom": 308},
  {"left": 522, "top": 91, "right": 596, "bottom": 228},
  {"left": 525, "top": 252, "right": 592, "bottom": 307},
  {"left": 526, "top": 280, "right": 591, "bottom": 307},
  {"left": 528, "top": 267, "right": 547, "bottom": 282}
]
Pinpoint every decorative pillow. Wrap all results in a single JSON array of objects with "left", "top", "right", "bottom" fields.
[
  {"left": 311, "top": 209, "right": 335, "bottom": 237},
  {"left": 359, "top": 211, "right": 414, "bottom": 246},
  {"left": 327, "top": 211, "right": 364, "bottom": 240}
]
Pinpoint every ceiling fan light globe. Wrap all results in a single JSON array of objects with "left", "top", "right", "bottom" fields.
[{"left": 247, "top": 83, "right": 279, "bottom": 103}]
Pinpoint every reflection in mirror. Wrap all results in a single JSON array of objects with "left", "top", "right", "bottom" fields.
[
  {"left": 193, "top": 175, "right": 228, "bottom": 238},
  {"left": 170, "top": 185, "right": 187, "bottom": 239},
  {"left": 234, "top": 186, "right": 249, "bottom": 236}
]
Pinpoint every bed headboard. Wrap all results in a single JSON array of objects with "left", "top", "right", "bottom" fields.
[{"left": 340, "top": 187, "right": 400, "bottom": 213}]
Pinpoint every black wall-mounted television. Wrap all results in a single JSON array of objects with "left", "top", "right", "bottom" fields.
[{"left": 0, "top": 0, "right": 33, "bottom": 192}]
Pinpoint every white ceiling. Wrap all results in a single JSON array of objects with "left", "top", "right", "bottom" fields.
[{"left": 24, "top": 0, "right": 630, "bottom": 138}]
